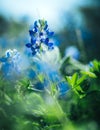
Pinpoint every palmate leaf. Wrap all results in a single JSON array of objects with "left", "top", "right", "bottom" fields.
[
  {"left": 66, "top": 73, "right": 86, "bottom": 98},
  {"left": 66, "top": 73, "right": 78, "bottom": 87}
]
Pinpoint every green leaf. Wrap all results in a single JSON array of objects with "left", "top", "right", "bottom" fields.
[
  {"left": 81, "top": 71, "right": 97, "bottom": 78},
  {"left": 72, "top": 73, "right": 78, "bottom": 87},
  {"left": 73, "top": 86, "right": 86, "bottom": 98},
  {"left": 51, "top": 84, "right": 57, "bottom": 95},
  {"left": 66, "top": 76, "right": 72, "bottom": 86},
  {"left": 93, "top": 60, "right": 99, "bottom": 71},
  {"left": 66, "top": 73, "right": 87, "bottom": 98},
  {"left": 37, "top": 74, "right": 44, "bottom": 83},
  {"left": 77, "top": 75, "right": 86, "bottom": 85},
  {"left": 75, "top": 85, "right": 84, "bottom": 93},
  {"left": 95, "top": 60, "right": 100, "bottom": 71}
]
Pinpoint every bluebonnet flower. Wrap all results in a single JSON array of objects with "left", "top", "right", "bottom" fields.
[
  {"left": 26, "top": 19, "right": 54, "bottom": 55},
  {"left": 29, "top": 58, "right": 69, "bottom": 96},
  {"left": 27, "top": 68, "right": 36, "bottom": 79},
  {"left": 25, "top": 19, "right": 69, "bottom": 96},
  {"left": 31, "top": 69, "right": 69, "bottom": 96},
  {"left": 57, "top": 81, "right": 69, "bottom": 96},
  {"left": 65, "top": 46, "right": 80, "bottom": 60},
  {"left": 0, "top": 49, "right": 22, "bottom": 79}
]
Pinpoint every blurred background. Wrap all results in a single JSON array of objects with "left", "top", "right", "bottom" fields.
[{"left": 0, "top": 0, "right": 100, "bottom": 62}]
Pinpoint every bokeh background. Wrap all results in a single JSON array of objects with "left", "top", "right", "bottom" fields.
[{"left": 0, "top": 0, "right": 100, "bottom": 62}]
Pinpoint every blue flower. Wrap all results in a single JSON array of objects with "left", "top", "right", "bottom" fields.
[
  {"left": 65, "top": 46, "right": 80, "bottom": 60},
  {"left": 27, "top": 68, "right": 36, "bottom": 79},
  {"left": 57, "top": 81, "right": 69, "bottom": 96},
  {"left": 0, "top": 57, "right": 7, "bottom": 62},
  {"left": 30, "top": 58, "right": 69, "bottom": 95},
  {"left": 0, "top": 49, "right": 22, "bottom": 79},
  {"left": 26, "top": 19, "right": 54, "bottom": 55},
  {"left": 89, "top": 62, "right": 94, "bottom": 68}
]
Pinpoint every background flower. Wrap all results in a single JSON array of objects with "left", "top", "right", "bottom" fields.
[
  {"left": 65, "top": 46, "right": 80, "bottom": 60},
  {"left": 0, "top": 49, "right": 28, "bottom": 79}
]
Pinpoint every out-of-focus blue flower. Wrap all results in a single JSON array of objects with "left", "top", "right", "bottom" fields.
[
  {"left": 0, "top": 49, "right": 22, "bottom": 79},
  {"left": 57, "top": 81, "right": 69, "bottom": 96},
  {"left": 88, "top": 61, "right": 94, "bottom": 68},
  {"left": 65, "top": 46, "right": 80, "bottom": 60},
  {"left": 34, "top": 82, "right": 44, "bottom": 91},
  {"left": 26, "top": 68, "right": 36, "bottom": 79},
  {"left": 26, "top": 19, "right": 54, "bottom": 55},
  {"left": 0, "top": 57, "right": 7, "bottom": 62},
  {"left": 29, "top": 59, "right": 69, "bottom": 96}
]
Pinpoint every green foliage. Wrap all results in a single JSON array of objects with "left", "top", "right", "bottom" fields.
[
  {"left": 90, "top": 60, "right": 100, "bottom": 72},
  {"left": 65, "top": 58, "right": 100, "bottom": 99},
  {"left": 0, "top": 36, "right": 100, "bottom": 130},
  {"left": 66, "top": 73, "right": 86, "bottom": 98}
]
